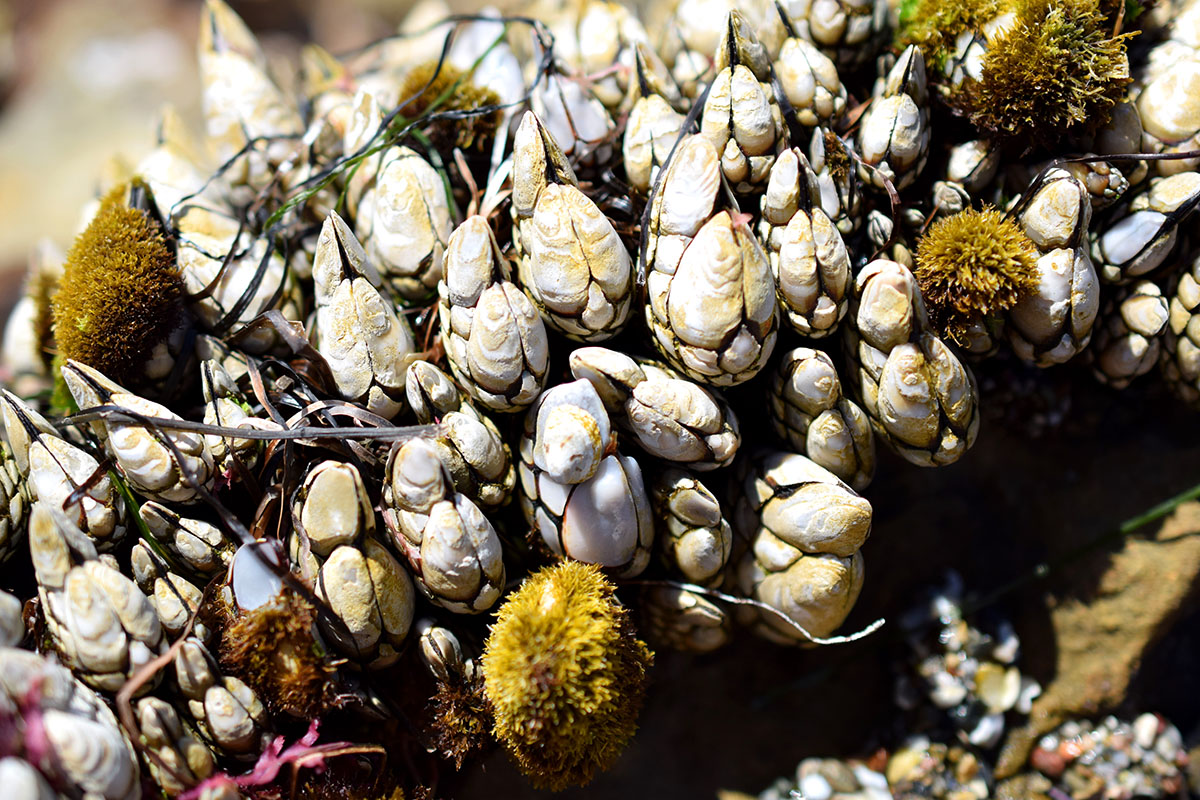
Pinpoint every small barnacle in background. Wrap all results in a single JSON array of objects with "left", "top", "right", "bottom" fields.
[
  {"left": 959, "top": 0, "right": 1133, "bottom": 145},
  {"left": 395, "top": 60, "right": 502, "bottom": 151},
  {"left": 480, "top": 560, "right": 653, "bottom": 791},
  {"left": 49, "top": 180, "right": 183, "bottom": 402},
  {"left": 914, "top": 206, "right": 1039, "bottom": 344}
]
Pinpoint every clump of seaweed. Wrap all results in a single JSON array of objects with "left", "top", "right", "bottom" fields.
[
  {"left": 915, "top": 206, "right": 1040, "bottom": 343},
  {"left": 220, "top": 589, "right": 333, "bottom": 718},
  {"left": 425, "top": 671, "right": 493, "bottom": 769},
  {"left": 480, "top": 561, "right": 653, "bottom": 791},
  {"left": 50, "top": 181, "right": 183, "bottom": 389},
  {"left": 959, "top": 0, "right": 1133, "bottom": 144},
  {"left": 395, "top": 61, "right": 502, "bottom": 151},
  {"left": 898, "top": 0, "right": 1003, "bottom": 66}
]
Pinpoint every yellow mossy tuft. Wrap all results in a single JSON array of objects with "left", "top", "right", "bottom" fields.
[
  {"left": 220, "top": 589, "right": 332, "bottom": 718},
  {"left": 960, "top": 0, "right": 1133, "bottom": 144},
  {"left": 395, "top": 61, "right": 502, "bottom": 151},
  {"left": 481, "top": 561, "right": 653, "bottom": 791},
  {"left": 898, "top": 0, "right": 1003, "bottom": 65},
  {"left": 915, "top": 206, "right": 1040, "bottom": 342},
  {"left": 51, "top": 182, "right": 182, "bottom": 387},
  {"left": 426, "top": 672, "right": 493, "bottom": 770}
]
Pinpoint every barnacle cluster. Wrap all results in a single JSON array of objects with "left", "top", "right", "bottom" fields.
[{"left": 0, "top": 0, "right": 1198, "bottom": 796}]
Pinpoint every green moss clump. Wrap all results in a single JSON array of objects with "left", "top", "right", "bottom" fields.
[
  {"left": 961, "top": 0, "right": 1133, "bottom": 144},
  {"left": 395, "top": 61, "right": 502, "bottom": 151},
  {"left": 481, "top": 561, "right": 653, "bottom": 791},
  {"left": 51, "top": 183, "right": 182, "bottom": 387},
  {"left": 898, "top": 0, "right": 1002, "bottom": 66},
  {"left": 915, "top": 206, "right": 1040, "bottom": 342},
  {"left": 220, "top": 590, "right": 332, "bottom": 718},
  {"left": 426, "top": 672, "right": 493, "bottom": 769}
]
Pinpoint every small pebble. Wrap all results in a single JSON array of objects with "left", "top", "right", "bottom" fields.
[
  {"left": 967, "top": 712, "right": 1004, "bottom": 749},
  {"left": 1133, "top": 713, "right": 1158, "bottom": 749},
  {"left": 797, "top": 774, "right": 831, "bottom": 800},
  {"left": 1031, "top": 746, "right": 1066, "bottom": 779}
]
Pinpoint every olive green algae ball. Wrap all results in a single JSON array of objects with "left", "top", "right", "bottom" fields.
[
  {"left": 50, "top": 181, "right": 183, "bottom": 399},
  {"left": 481, "top": 561, "right": 653, "bottom": 791}
]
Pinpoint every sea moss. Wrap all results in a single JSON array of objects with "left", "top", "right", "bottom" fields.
[
  {"left": 960, "top": 0, "right": 1133, "bottom": 144},
  {"left": 51, "top": 182, "right": 183, "bottom": 387},
  {"left": 481, "top": 561, "right": 653, "bottom": 791},
  {"left": 915, "top": 206, "right": 1040, "bottom": 342},
  {"left": 395, "top": 61, "right": 502, "bottom": 151}
]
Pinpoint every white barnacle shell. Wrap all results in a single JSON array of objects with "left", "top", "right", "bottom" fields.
[
  {"left": 62, "top": 361, "right": 215, "bottom": 505},
  {"left": 1163, "top": 254, "right": 1200, "bottom": 405},
  {"left": 139, "top": 502, "right": 231, "bottom": 577},
  {"left": 626, "top": 373, "right": 740, "bottom": 470},
  {"left": 739, "top": 451, "right": 872, "bottom": 558},
  {"left": 875, "top": 335, "right": 978, "bottom": 467},
  {"left": 357, "top": 147, "right": 452, "bottom": 301},
  {"left": 42, "top": 708, "right": 141, "bottom": 800},
  {"left": 1094, "top": 172, "right": 1200, "bottom": 283},
  {"left": 400, "top": 493, "right": 504, "bottom": 614},
  {"left": 19, "top": 422, "right": 125, "bottom": 549},
  {"left": 174, "top": 202, "right": 293, "bottom": 354},
  {"left": 439, "top": 215, "right": 548, "bottom": 412},
  {"left": 1091, "top": 281, "right": 1171, "bottom": 388},
  {"left": 404, "top": 362, "right": 515, "bottom": 510},
  {"left": 0, "top": 647, "right": 141, "bottom": 800},
  {"left": 624, "top": 93, "right": 687, "bottom": 193},
  {"left": 1019, "top": 168, "right": 1092, "bottom": 251},
  {"left": 857, "top": 46, "right": 929, "bottom": 191},
  {"left": 198, "top": 0, "right": 304, "bottom": 189},
  {"left": 0, "top": 757, "right": 56, "bottom": 800},
  {"left": 1008, "top": 247, "right": 1100, "bottom": 366},
  {"left": 312, "top": 212, "right": 414, "bottom": 419},
  {"left": 531, "top": 73, "right": 616, "bottom": 165},
  {"left": 528, "top": 380, "right": 613, "bottom": 486},
  {"left": 0, "top": 591, "right": 22, "bottom": 647},
  {"left": 316, "top": 538, "right": 415, "bottom": 662},
  {"left": 294, "top": 460, "right": 375, "bottom": 557},
  {"left": 386, "top": 439, "right": 504, "bottom": 614},
  {"left": 853, "top": 259, "right": 920, "bottom": 351},
  {"left": 769, "top": 347, "right": 875, "bottom": 490},
  {"left": 640, "top": 585, "right": 733, "bottom": 653},
  {"left": 775, "top": 36, "right": 846, "bottom": 127},
  {"left": 522, "top": 182, "right": 635, "bottom": 341},
  {"left": 739, "top": 540, "right": 865, "bottom": 644},
  {"left": 523, "top": 453, "right": 655, "bottom": 578},
  {"left": 650, "top": 468, "right": 733, "bottom": 585},
  {"left": 136, "top": 697, "right": 215, "bottom": 795},
  {"left": 202, "top": 675, "right": 268, "bottom": 754},
  {"left": 760, "top": 148, "right": 851, "bottom": 337},
  {"left": 34, "top": 507, "right": 165, "bottom": 693},
  {"left": 567, "top": 346, "right": 647, "bottom": 411},
  {"left": 700, "top": 58, "right": 784, "bottom": 192},
  {"left": 647, "top": 209, "right": 778, "bottom": 386}
]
